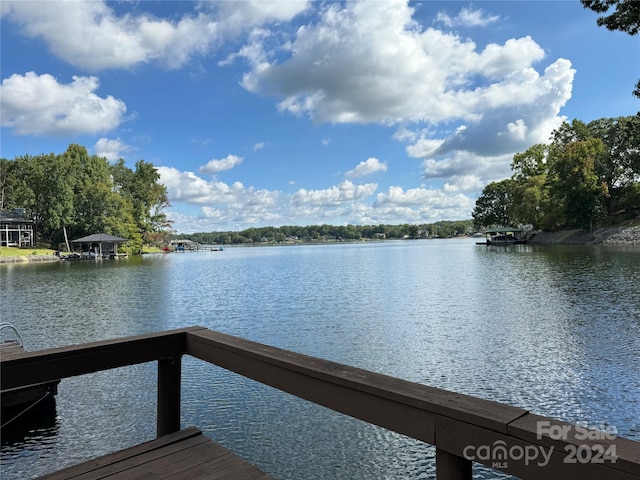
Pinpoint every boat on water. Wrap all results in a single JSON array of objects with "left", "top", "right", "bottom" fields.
[
  {"left": 488, "top": 233, "right": 519, "bottom": 245},
  {"left": 477, "top": 227, "right": 529, "bottom": 245},
  {"left": 1, "top": 323, "right": 59, "bottom": 420}
]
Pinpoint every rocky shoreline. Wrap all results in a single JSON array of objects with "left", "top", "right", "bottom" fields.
[{"left": 528, "top": 225, "right": 640, "bottom": 245}]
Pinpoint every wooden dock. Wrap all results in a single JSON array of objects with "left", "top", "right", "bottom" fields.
[
  {"left": 36, "top": 427, "right": 273, "bottom": 480},
  {"left": 2, "top": 326, "right": 639, "bottom": 480},
  {"left": 0, "top": 339, "right": 59, "bottom": 413}
]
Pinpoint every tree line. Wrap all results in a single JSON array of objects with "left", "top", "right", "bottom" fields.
[
  {"left": 472, "top": 115, "right": 640, "bottom": 230},
  {"left": 0, "top": 144, "right": 171, "bottom": 253},
  {"left": 180, "top": 220, "right": 474, "bottom": 245}
]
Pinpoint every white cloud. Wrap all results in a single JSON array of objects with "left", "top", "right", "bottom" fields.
[
  {"left": 291, "top": 180, "right": 378, "bottom": 206},
  {"left": 159, "top": 166, "right": 252, "bottom": 204},
  {"left": 414, "top": 59, "right": 575, "bottom": 159},
  {"left": 240, "top": 0, "right": 562, "bottom": 127},
  {"left": 345, "top": 158, "right": 388, "bottom": 178},
  {"left": 421, "top": 150, "right": 514, "bottom": 186},
  {"left": 236, "top": 0, "right": 572, "bottom": 172},
  {"left": 0, "top": 72, "right": 126, "bottom": 135},
  {"left": 213, "top": 1, "right": 311, "bottom": 35},
  {"left": 94, "top": 137, "right": 132, "bottom": 161},
  {"left": 158, "top": 164, "right": 481, "bottom": 233},
  {"left": 199, "top": 154, "right": 243, "bottom": 174},
  {"left": 373, "top": 186, "right": 475, "bottom": 222},
  {"left": 436, "top": 7, "right": 500, "bottom": 28},
  {"left": 442, "top": 175, "right": 487, "bottom": 194},
  {"left": 158, "top": 166, "right": 387, "bottom": 231},
  {"left": 406, "top": 137, "right": 445, "bottom": 158},
  {"left": 1, "top": 0, "right": 309, "bottom": 70}
]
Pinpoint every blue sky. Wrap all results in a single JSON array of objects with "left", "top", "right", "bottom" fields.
[{"left": 1, "top": 1, "right": 638, "bottom": 233}]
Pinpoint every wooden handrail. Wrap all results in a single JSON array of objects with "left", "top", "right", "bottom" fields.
[
  {"left": 0, "top": 327, "right": 203, "bottom": 389},
  {"left": 184, "top": 328, "right": 639, "bottom": 480},
  {"left": 1, "top": 327, "right": 638, "bottom": 480}
]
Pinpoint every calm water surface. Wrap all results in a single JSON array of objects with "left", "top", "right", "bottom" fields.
[{"left": 1, "top": 239, "right": 639, "bottom": 479}]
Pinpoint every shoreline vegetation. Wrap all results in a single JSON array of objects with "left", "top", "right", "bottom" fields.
[{"left": 2, "top": 222, "right": 639, "bottom": 264}]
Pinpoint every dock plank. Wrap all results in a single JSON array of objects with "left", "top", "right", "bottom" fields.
[
  {"left": 0, "top": 343, "right": 26, "bottom": 359},
  {"left": 35, "top": 427, "right": 273, "bottom": 480}
]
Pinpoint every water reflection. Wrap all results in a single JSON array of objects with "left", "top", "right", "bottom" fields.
[
  {"left": 1, "top": 399, "right": 59, "bottom": 448},
  {"left": 1, "top": 241, "right": 638, "bottom": 479}
]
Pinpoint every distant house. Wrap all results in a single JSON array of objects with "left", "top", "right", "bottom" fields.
[{"left": 0, "top": 208, "right": 34, "bottom": 247}]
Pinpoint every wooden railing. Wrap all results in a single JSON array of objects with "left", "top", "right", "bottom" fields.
[{"left": 2, "top": 327, "right": 638, "bottom": 479}]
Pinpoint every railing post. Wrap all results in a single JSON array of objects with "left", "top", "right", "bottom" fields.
[
  {"left": 436, "top": 447, "right": 472, "bottom": 480},
  {"left": 157, "top": 355, "right": 181, "bottom": 437}
]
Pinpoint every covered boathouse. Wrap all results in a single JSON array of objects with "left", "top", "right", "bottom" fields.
[{"left": 71, "top": 233, "right": 129, "bottom": 259}]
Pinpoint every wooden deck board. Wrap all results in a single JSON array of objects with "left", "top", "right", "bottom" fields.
[
  {"left": 35, "top": 427, "right": 274, "bottom": 480},
  {"left": 0, "top": 342, "right": 29, "bottom": 361}
]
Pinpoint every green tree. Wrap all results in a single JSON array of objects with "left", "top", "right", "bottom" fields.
[
  {"left": 61, "top": 145, "right": 113, "bottom": 237},
  {"left": 134, "top": 160, "right": 171, "bottom": 240},
  {"left": 547, "top": 138, "right": 608, "bottom": 229},
  {"left": 511, "top": 144, "right": 548, "bottom": 182},
  {"left": 509, "top": 144, "right": 550, "bottom": 228},
  {"left": 110, "top": 159, "right": 172, "bottom": 243},
  {"left": 586, "top": 115, "right": 640, "bottom": 214},
  {"left": 472, "top": 179, "right": 516, "bottom": 228},
  {"left": 0, "top": 158, "right": 31, "bottom": 211},
  {"left": 549, "top": 116, "right": 640, "bottom": 216},
  {"left": 19, "top": 152, "right": 75, "bottom": 244}
]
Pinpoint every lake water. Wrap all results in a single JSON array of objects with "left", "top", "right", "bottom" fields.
[{"left": 1, "top": 239, "right": 639, "bottom": 479}]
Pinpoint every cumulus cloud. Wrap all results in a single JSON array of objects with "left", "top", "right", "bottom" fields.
[
  {"left": 291, "top": 180, "right": 378, "bottom": 206},
  {"left": 158, "top": 166, "right": 398, "bottom": 232},
  {"left": 199, "top": 154, "right": 243, "bottom": 174},
  {"left": 413, "top": 59, "right": 575, "bottom": 160},
  {"left": 373, "top": 186, "right": 475, "bottom": 222},
  {"left": 435, "top": 7, "right": 500, "bottom": 28},
  {"left": 0, "top": 72, "right": 126, "bottom": 135},
  {"left": 157, "top": 164, "right": 482, "bottom": 232},
  {"left": 94, "top": 137, "right": 132, "bottom": 161},
  {"left": 1, "top": 0, "right": 309, "bottom": 70},
  {"left": 159, "top": 166, "right": 252, "bottom": 204},
  {"left": 240, "top": 0, "right": 562, "bottom": 126},
  {"left": 1, "top": 0, "right": 579, "bottom": 231},
  {"left": 345, "top": 158, "right": 388, "bottom": 178},
  {"left": 236, "top": 0, "right": 572, "bottom": 170}
]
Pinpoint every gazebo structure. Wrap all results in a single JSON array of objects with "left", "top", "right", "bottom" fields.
[{"left": 71, "top": 233, "right": 129, "bottom": 259}]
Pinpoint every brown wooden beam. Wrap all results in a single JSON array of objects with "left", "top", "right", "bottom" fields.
[
  {"left": 0, "top": 327, "right": 204, "bottom": 390},
  {"left": 185, "top": 329, "right": 640, "bottom": 480},
  {"left": 436, "top": 448, "right": 472, "bottom": 480},
  {"left": 4, "top": 327, "right": 638, "bottom": 480},
  {"left": 157, "top": 356, "right": 182, "bottom": 437},
  {"left": 185, "top": 329, "right": 528, "bottom": 444}
]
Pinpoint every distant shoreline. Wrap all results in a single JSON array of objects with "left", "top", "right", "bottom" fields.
[{"left": 2, "top": 224, "right": 638, "bottom": 264}]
